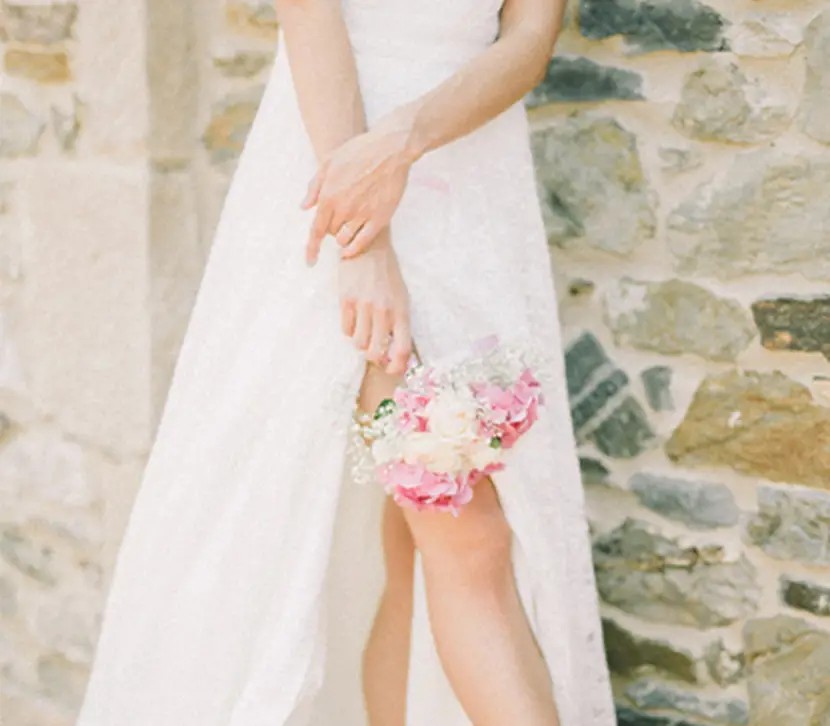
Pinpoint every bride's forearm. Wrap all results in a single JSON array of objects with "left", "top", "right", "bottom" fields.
[
  {"left": 376, "top": 0, "right": 566, "bottom": 162},
  {"left": 275, "top": 0, "right": 367, "bottom": 162}
]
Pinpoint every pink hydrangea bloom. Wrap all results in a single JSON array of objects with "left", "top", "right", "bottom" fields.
[
  {"left": 471, "top": 368, "right": 543, "bottom": 449},
  {"left": 378, "top": 461, "right": 504, "bottom": 517}
]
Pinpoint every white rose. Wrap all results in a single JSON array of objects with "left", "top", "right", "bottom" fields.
[
  {"left": 402, "top": 431, "right": 464, "bottom": 472},
  {"left": 467, "top": 438, "right": 503, "bottom": 470},
  {"left": 425, "top": 390, "right": 479, "bottom": 441}
]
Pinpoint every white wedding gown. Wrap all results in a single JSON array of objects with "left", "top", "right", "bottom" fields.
[{"left": 77, "top": 1, "right": 615, "bottom": 724}]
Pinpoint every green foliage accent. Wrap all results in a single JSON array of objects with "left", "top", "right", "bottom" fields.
[{"left": 374, "top": 398, "right": 396, "bottom": 420}]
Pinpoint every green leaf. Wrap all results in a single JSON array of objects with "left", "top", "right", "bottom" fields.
[
  {"left": 489, "top": 436, "right": 502, "bottom": 449},
  {"left": 374, "top": 398, "right": 396, "bottom": 420}
]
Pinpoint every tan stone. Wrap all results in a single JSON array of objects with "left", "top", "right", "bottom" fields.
[
  {"left": 1, "top": 2, "right": 78, "bottom": 45},
  {"left": 146, "top": 0, "right": 198, "bottom": 161},
  {"left": 202, "top": 88, "right": 263, "bottom": 165},
  {"left": 213, "top": 50, "right": 273, "bottom": 77},
  {"left": 226, "top": 0, "right": 279, "bottom": 40},
  {"left": 744, "top": 616, "right": 830, "bottom": 725},
  {"left": 666, "top": 370, "right": 830, "bottom": 489},
  {"left": 4, "top": 48, "right": 70, "bottom": 84}
]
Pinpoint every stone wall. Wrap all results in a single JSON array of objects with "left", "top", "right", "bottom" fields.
[
  {"left": 0, "top": 0, "right": 274, "bottom": 722},
  {"left": 536, "top": 2, "right": 830, "bottom": 724},
  {"left": 1, "top": 0, "right": 828, "bottom": 724}
]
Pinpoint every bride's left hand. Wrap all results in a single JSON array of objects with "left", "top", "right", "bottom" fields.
[{"left": 301, "top": 123, "right": 417, "bottom": 266}]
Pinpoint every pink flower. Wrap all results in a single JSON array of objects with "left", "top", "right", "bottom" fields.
[
  {"left": 377, "top": 460, "right": 499, "bottom": 517},
  {"left": 472, "top": 368, "right": 543, "bottom": 449},
  {"left": 393, "top": 389, "right": 430, "bottom": 433}
]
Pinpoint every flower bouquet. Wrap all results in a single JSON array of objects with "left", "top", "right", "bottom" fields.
[{"left": 350, "top": 335, "right": 547, "bottom": 516}]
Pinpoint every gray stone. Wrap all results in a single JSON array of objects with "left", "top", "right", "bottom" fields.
[
  {"left": 589, "top": 397, "right": 656, "bottom": 458},
  {"left": 659, "top": 146, "right": 703, "bottom": 174},
  {"left": 728, "top": 13, "right": 803, "bottom": 58},
  {"left": 532, "top": 114, "right": 656, "bottom": 254},
  {"left": 50, "top": 96, "right": 82, "bottom": 152},
  {"left": 0, "top": 576, "right": 17, "bottom": 618},
  {"left": 672, "top": 59, "right": 790, "bottom": 144},
  {"left": 602, "top": 618, "right": 698, "bottom": 682},
  {"left": 745, "top": 486, "right": 830, "bottom": 565},
  {"left": 629, "top": 472, "right": 739, "bottom": 529},
  {"left": 704, "top": 639, "right": 745, "bottom": 686},
  {"left": 564, "top": 334, "right": 655, "bottom": 457},
  {"left": 571, "top": 368, "right": 629, "bottom": 433},
  {"left": 37, "top": 652, "right": 86, "bottom": 707},
  {"left": 641, "top": 366, "right": 674, "bottom": 412},
  {"left": 751, "top": 296, "right": 830, "bottom": 359},
  {"left": 781, "top": 576, "right": 830, "bottom": 617},
  {"left": 0, "top": 524, "right": 56, "bottom": 585},
  {"left": 2, "top": 1, "right": 78, "bottom": 44},
  {"left": 30, "top": 582, "right": 101, "bottom": 665},
  {"left": 604, "top": 277, "right": 755, "bottom": 362},
  {"left": 616, "top": 709, "right": 704, "bottom": 726},
  {"left": 580, "top": 457, "right": 611, "bottom": 486},
  {"left": 579, "top": 0, "right": 729, "bottom": 53},
  {"left": 213, "top": 50, "right": 274, "bottom": 77},
  {"left": 666, "top": 370, "right": 830, "bottom": 490},
  {"left": 625, "top": 678, "right": 749, "bottom": 724},
  {"left": 527, "top": 56, "right": 643, "bottom": 106},
  {"left": 202, "top": 87, "right": 264, "bottom": 165},
  {"left": 802, "top": 10, "right": 830, "bottom": 145},
  {"left": 0, "top": 93, "right": 45, "bottom": 158},
  {"left": 668, "top": 151, "right": 830, "bottom": 280},
  {"left": 566, "top": 278, "right": 595, "bottom": 299},
  {"left": 565, "top": 332, "right": 610, "bottom": 398},
  {"left": 593, "top": 519, "right": 760, "bottom": 627},
  {"left": 743, "top": 616, "right": 830, "bottom": 725}
]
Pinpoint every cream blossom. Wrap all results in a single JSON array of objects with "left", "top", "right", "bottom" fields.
[
  {"left": 424, "top": 389, "right": 480, "bottom": 441},
  {"left": 401, "top": 430, "right": 465, "bottom": 472}
]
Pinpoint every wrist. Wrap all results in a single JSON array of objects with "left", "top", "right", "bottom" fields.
[{"left": 374, "top": 104, "right": 426, "bottom": 166}]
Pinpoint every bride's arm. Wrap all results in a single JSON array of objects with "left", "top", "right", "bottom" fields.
[
  {"left": 274, "top": 0, "right": 367, "bottom": 162},
  {"left": 303, "top": 0, "right": 566, "bottom": 263},
  {"left": 378, "top": 0, "right": 566, "bottom": 160}
]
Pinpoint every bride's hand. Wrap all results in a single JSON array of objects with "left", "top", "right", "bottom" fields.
[
  {"left": 338, "top": 226, "right": 413, "bottom": 375},
  {"left": 302, "top": 123, "right": 417, "bottom": 267}
]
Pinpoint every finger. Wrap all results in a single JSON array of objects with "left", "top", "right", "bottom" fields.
[
  {"left": 366, "top": 307, "right": 392, "bottom": 364},
  {"left": 305, "top": 204, "right": 333, "bottom": 266},
  {"left": 340, "top": 219, "right": 381, "bottom": 259},
  {"left": 352, "top": 302, "right": 373, "bottom": 351},
  {"left": 386, "top": 316, "right": 412, "bottom": 375},
  {"left": 341, "top": 298, "right": 357, "bottom": 337},
  {"left": 300, "top": 169, "right": 323, "bottom": 210},
  {"left": 334, "top": 218, "right": 366, "bottom": 249}
]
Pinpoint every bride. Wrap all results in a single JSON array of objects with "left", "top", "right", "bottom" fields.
[{"left": 77, "top": 0, "right": 615, "bottom": 724}]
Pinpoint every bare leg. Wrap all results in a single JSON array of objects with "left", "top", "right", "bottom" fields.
[
  {"left": 358, "top": 363, "right": 415, "bottom": 726},
  {"left": 403, "top": 479, "right": 560, "bottom": 726}
]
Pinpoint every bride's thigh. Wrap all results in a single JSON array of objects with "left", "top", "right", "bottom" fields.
[
  {"left": 402, "top": 477, "right": 513, "bottom": 573},
  {"left": 357, "top": 360, "right": 403, "bottom": 412}
]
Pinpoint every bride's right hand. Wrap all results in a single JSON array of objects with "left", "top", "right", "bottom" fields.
[{"left": 338, "top": 226, "right": 413, "bottom": 375}]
